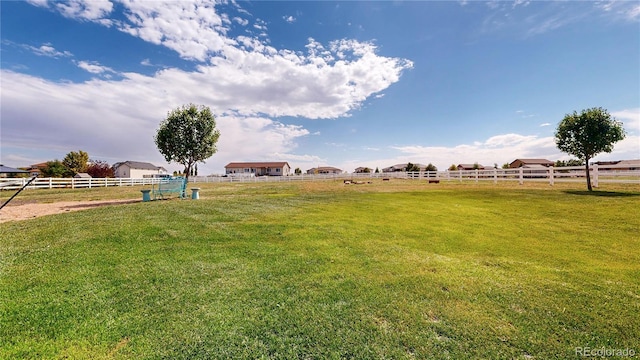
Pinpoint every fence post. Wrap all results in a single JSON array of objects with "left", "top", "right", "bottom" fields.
[
  {"left": 494, "top": 168, "right": 498, "bottom": 184},
  {"left": 475, "top": 169, "right": 479, "bottom": 183},
  {"left": 593, "top": 163, "right": 598, "bottom": 188},
  {"left": 49, "top": 178, "right": 53, "bottom": 189},
  {"left": 549, "top": 166, "right": 554, "bottom": 186},
  {"left": 519, "top": 168, "right": 523, "bottom": 185}
]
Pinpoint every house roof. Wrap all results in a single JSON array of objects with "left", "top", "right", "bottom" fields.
[
  {"left": 0, "top": 165, "right": 29, "bottom": 174},
  {"left": 225, "top": 162, "right": 290, "bottom": 168},
  {"left": 29, "top": 162, "right": 49, "bottom": 169},
  {"left": 619, "top": 159, "right": 640, "bottom": 166},
  {"left": 594, "top": 159, "right": 640, "bottom": 166},
  {"left": 511, "top": 158, "right": 553, "bottom": 164},
  {"left": 113, "top": 161, "right": 163, "bottom": 170},
  {"left": 74, "top": 172, "right": 92, "bottom": 178}
]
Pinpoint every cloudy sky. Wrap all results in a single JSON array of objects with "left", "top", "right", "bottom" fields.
[{"left": 1, "top": 0, "right": 638, "bottom": 174}]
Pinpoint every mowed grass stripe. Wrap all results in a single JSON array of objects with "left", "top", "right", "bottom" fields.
[{"left": 1, "top": 182, "right": 638, "bottom": 359}]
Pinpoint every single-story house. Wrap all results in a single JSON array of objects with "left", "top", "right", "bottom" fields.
[
  {"left": 113, "top": 161, "right": 167, "bottom": 178},
  {"left": 592, "top": 159, "right": 640, "bottom": 170},
  {"left": 225, "top": 162, "right": 290, "bottom": 176},
  {"left": 306, "top": 166, "right": 342, "bottom": 175},
  {"left": 0, "top": 164, "right": 29, "bottom": 178},
  {"left": 382, "top": 163, "right": 428, "bottom": 172},
  {"left": 509, "top": 159, "right": 554, "bottom": 168},
  {"left": 25, "top": 162, "right": 48, "bottom": 177}
]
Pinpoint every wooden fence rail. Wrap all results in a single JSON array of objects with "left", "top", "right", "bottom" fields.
[{"left": 1, "top": 164, "right": 638, "bottom": 190}]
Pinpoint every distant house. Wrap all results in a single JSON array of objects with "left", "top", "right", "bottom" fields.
[
  {"left": 306, "top": 166, "right": 342, "bottom": 175},
  {"left": 382, "top": 163, "right": 427, "bottom": 172},
  {"left": 354, "top": 167, "right": 372, "bottom": 173},
  {"left": 592, "top": 159, "right": 640, "bottom": 171},
  {"left": 73, "top": 173, "right": 92, "bottom": 178},
  {"left": 0, "top": 164, "right": 29, "bottom": 178},
  {"left": 509, "top": 159, "right": 554, "bottom": 168},
  {"left": 225, "top": 162, "right": 290, "bottom": 176},
  {"left": 113, "top": 161, "right": 167, "bottom": 178},
  {"left": 457, "top": 164, "right": 486, "bottom": 171},
  {"left": 26, "top": 162, "right": 48, "bottom": 177}
]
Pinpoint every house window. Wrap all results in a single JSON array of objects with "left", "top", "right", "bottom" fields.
[{"left": 276, "top": 168, "right": 280, "bottom": 173}]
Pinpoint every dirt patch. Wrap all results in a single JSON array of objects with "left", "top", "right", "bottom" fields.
[{"left": 0, "top": 199, "right": 140, "bottom": 223}]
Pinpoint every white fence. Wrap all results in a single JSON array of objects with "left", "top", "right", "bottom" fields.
[
  {"left": 1, "top": 164, "right": 638, "bottom": 191},
  {"left": 0, "top": 177, "right": 163, "bottom": 190},
  {"left": 188, "top": 163, "right": 639, "bottom": 186}
]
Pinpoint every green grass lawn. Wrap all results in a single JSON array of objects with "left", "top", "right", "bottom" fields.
[{"left": 1, "top": 181, "right": 639, "bottom": 359}]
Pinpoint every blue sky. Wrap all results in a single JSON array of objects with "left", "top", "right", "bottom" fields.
[{"left": 1, "top": 0, "right": 639, "bottom": 175}]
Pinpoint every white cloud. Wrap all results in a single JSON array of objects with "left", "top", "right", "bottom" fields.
[
  {"left": 28, "top": 43, "right": 73, "bottom": 58},
  {"left": 233, "top": 17, "right": 249, "bottom": 26},
  {"left": 283, "top": 15, "right": 296, "bottom": 23},
  {"left": 540, "top": 123, "right": 551, "bottom": 127},
  {"left": 612, "top": 108, "right": 640, "bottom": 134},
  {"left": 55, "top": 0, "right": 113, "bottom": 21},
  {"left": 1, "top": 1, "right": 409, "bottom": 174},
  {"left": 628, "top": 4, "right": 640, "bottom": 20},
  {"left": 0, "top": 70, "right": 313, "bottom": 174},
  {"left": 76, "top": 60, "right": 115, "bottom": 74}
]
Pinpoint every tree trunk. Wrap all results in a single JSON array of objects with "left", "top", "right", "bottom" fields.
[{"left": 585, "top": 158, "right": 592, "bottom": 191}]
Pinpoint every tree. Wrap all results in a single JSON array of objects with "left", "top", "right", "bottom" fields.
[
  {"left": 448, "top": 164, "right": 457, "bottom": 171},
  {"left": 406, "top": 162, "right": 420, "bottom": 172},
  {"left": 86, "top": 160, "right": 114, "bottom": 178},
  {"left": 554, "top": 159, "right": 583, "bottom": 167},
  {"left": 425, "top": 163, "right": 437, "bottom": 171},
  {"left": 155, "top": 104, "right": 220, "bottom": 183},
  {"left": 294, "top": 167, "right": 301, "bottom": 175},
  {"left": 42, "top": 160, "right": 71, "bottom": 177},
  {"left": 63, "top": 150, "right": 89, "bottom": 175},
  {"left": 555, "top": 107, "right": 626, "bottom": 191}
]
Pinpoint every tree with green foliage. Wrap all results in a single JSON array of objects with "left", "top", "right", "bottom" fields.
[
  {"left": 554, "top": 159, "right": 583, "bottom": 167},
  {"left": 155, "top": 104, "right": 220, "bottom": 183},
  {"left": 63, "top": 150, "right": 89, "bottom": 175},
  {"left": 555, "top": 107, "right": 626, "bottom": 191},
  {"left": 425, "top": 163, "right": 437, "bottom": 171},
  {"left": 42, "top": 160, "right": 72, "bottom": 177},
  {"left": 405, "top": 162, "right": 420, "bottom": 172},
  {"left": 448, "top": 164, "right": 457, "bottom": 171},
  {"left": 294, "top": 168, "right": 302, "bottom": 175}
]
